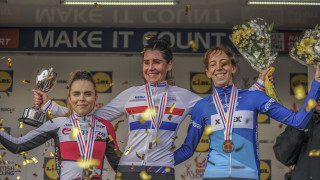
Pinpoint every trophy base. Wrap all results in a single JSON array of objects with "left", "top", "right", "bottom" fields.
[{"left": 18, "top": 108, "right": 46, "bottom": 127}]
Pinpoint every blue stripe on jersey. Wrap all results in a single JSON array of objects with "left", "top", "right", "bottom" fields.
[{"left": 130, "top": 121, "right": 177, "bottom": 131}]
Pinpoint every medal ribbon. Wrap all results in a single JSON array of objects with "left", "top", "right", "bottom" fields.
[
  {"left": 145, "top": 82, "right": 168, "bottom": 129},
  {"left": 71, "top": 113, "right": 96, "bottom": 161},
  {"left": 212, "top": 85, "right": 238, "bottom": 141}
]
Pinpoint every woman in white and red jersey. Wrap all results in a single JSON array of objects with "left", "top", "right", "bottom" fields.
[
  {"left": 0, "top": 70, "right": 120, "bottom": 180},
  {"left": 34, "top": 39, "right": 268, "bottom": 180}
]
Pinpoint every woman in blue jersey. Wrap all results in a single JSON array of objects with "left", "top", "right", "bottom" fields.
[
  {"left": 34, "top": 40, "right": 269, "bottom": 180},
  {"left": 174, "top": 45, "right": 320, "bottom": 180}
]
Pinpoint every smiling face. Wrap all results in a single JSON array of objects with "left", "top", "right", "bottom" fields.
[
  {"left": 143, "top": 50, "right": 173, "bottom": 84},
  {"left": 205, "top": 50, "right": 237, "bottom": 87},
  {"left": 68, "top": 79, "right": 97, "bottom": 116}
]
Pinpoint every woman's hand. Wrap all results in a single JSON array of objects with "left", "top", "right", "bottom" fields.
[
  {"left": 33, "top": 90, "right": 49, "bottom": 108},
  {"left": 259, "top": 67, "right": 273, "bottom": 83}
]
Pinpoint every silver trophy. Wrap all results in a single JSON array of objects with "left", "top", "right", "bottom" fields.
[{"left": 18, "top": 67, "right": 57, "bottom": 127}]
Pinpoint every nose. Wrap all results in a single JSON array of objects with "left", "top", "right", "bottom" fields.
[
  {"left": 149, "top": 62, "right": 155, "bottom": 71},
  {"left": 79, "top": 94, "right": 85, "bottom": 101}
]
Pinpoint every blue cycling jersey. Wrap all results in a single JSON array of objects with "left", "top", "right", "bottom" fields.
[{"left": 174, "top": 80, "right": 320, "bottom": 179}]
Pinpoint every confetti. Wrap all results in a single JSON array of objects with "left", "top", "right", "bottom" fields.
[
  {"left": 148, "top": 142, "right": 152, "bottom": 149},
  {"left": 71, "top": 127, "right": 80, "bottom": 139},
  {"left": 168, "top": 115, "right": 172, "bottom": 120},
  {"left": 0, "top": 152, "right": 6, "bottom": 158},
  {"left": 305, "top": 99, "right": 317, "bottom": 112},
  {"left": 278, "top": 123, "right": 284, "bottom": 129},
  {"left": 169, "top": 103, "right": 176, "bottom": 113},
  {"left": 165, "top": 166, "right": 171, "bottom": 173},
  {"left": 189, "top": 40, "right": 197, "bottom": 52},
  {"left": 18, "top": 121, "right": 24, "bottom": 128},
  {"left": 119, "top": 141, "right": 126, "bottom": 146},
  {"left": 9, "top": 109, "right": 12, "bottom": 114},
  {"left": 107, "top": 82, "right": 114, "bottom": 87},
  {"left": 32, "top": 157, "right": 38, "bottom": 163},
  {"left": 185, "top": 4, "right": 190, "bottom": 15},
  {"left": 122, "top": 81, "right": 128, "bottom": 85},
  {"left": 155, "top": 136, "right": 162, "bottom": 145},
  {"left": 22, "top": 80, "right": 31, "bottom": 83},
  {"left": 235, "top": 144, "right": 244, "bottom": 152},
  {"left": 172, "top": 136, "right": 178, "bottom": 140},
  {"left": 47, "top": 111, "right": 54, "bottom": 123},
  {"left": 139, "top": 171, "right": 152, "bottom": 180},
  {"left": 33, "top": 173, "right": 38, "bottom": 177},
  {"left": 4, "top": 177, "right": 9, "bottom": 180},
  {"left": 15, "top": 164, "right": 21, "bottom": 168},
  {"left": 16, "top": 176, "right": 20, "bottom": 180},
  {"left": 204, "top": 125, "right": 214, "bottom": 136},
  {"left": 145, "top": 125, "right": 149, "bottom": 134},
  {"left": 136, "top": 152, "right": 145, "bottom": 160},
  {"left": 26, "top": 159, "right": 33, "bottom": 164},
  {"left": 3, "top": 160, "right": 8, "bottom": 164},
  {"left": 181, "top": 175, "right": 186, "bottom": 180},
  {"left": 76, "top": 158, "right": 100, "bottom": 169},
  {"left": 0, "top": 127, "right": 5, "bottom": 132},
  {"left": 43, "top": 149, "right": 48, "bottom": 155},
  {"left": 7, "top": 58, "right": 12, "bottom": 68},
  {"left": 114, "top": 120, "right": 124, "bottom": 132},
  {"left": 170, "top": 145, "right": 176, "bottom": 152},
  {"left": 50, "top": 152, "right": 54, "bottom": 156},
  {"left": 202, "top": 157, "right": 207, "bottom": 163},
  {"left": 293, "top": 84, "right": 306, "bottom": 100},
  {"left": 124, "top": 147, "right": 132, "bottom": 155},
  {"left": 207, "top": 160, "right": 215, "bottom": 166},
  {"left": 115, "top": 172, "right": 122, "bottom": 178},
  {"left": 131, "top": 163, "right": 134, "bottom": 170},
  {"left": 232, "top": 166, "right": 246, "bottom": 169},
  {"left": 140, "top": 108, "right": 154, "bottom": 124},
  {"left": 309, "top": 149, "right": 320, "bottom": 156},
  {"left": 108, "top": 134, "right": 114, "bottom": 143},
  {"left": 23, "top": 161, "right": 27, "bottom": 165},
  {"left": 141, "top": 47, "right": 146, "bottom": 54},
  {"left": 114, "top": 148, "right": 122, "bottom": 157},
  {"left": 0, "top": 119, "right": 4, "bottom": 126},
  {"left": 94, "top": 2, "right": 101, "bottom": 7},
  {"left": 5, "top": 91, "right": 9, "bottom": 96},
  {"left": 145, "top": 35, "right": 154, "bottom": 40}
]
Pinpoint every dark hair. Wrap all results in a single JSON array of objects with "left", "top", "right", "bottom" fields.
[
  {"left": 143, "top": 38, "right": 174, "bottom": 81},
  {"left": 65, "top": 70, "right": 96, "bottom": 117},
  {"left": 203, "top": 45, "right": 237, "bottom": 69},
  {"left": 144, "top": 38, "right": 173, "bottom": 64}
]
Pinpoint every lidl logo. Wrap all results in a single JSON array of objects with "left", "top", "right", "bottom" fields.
[
  {"left": 190, "top": 72, "right": 212, "bottom": 94},
  {"left": 196, "top": 133, "right": 209, "bottom": 152},
  {"left": 290, "top": 73, "right": 308, "bottom": 96},
  {"left": 257, "top": 113, "right": 270, "bottom": 124},
  {"left": 91, "top": 71, "right": 112, "bottom": 93},
  {"left": 0, "top": 70, "right": 13, "bottom": 92},
  {"left": 260, "top": 160, "right": 271, "bottom": 180},
  {"left": 44, "top": 157, "right": 58, "bottom": 180}
]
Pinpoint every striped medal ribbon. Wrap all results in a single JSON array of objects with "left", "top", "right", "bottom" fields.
[
  {"left": 71, "top": 112, "right": 96, "bottom": 167},
  {"left": 145, "top": 82, "right": 168, "bottom": 148},
  {"left": 212, "top": 85, "right": 238, "bottom": 153}
]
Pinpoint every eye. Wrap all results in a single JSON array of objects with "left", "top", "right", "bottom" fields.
[
  {"left": 72, "top": 92, "right": 80, "bottom": 96},
  {"left": 85, "top": 92, "right": 93, "bottom": 96},
  {"left": 144, "top": 60, "right": 149, "bottom": 65}
]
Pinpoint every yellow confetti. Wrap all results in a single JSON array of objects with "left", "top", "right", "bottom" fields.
[
  {"left": 94, "top": 2, "right": 101, "bottom": 7},
  {"left": 185, "top": 4, "right": 190, "bottom": 15},
  {"left": 309, "top": 149, "right": 320, "bottom": 156},
  {"left": 23, "top": 161, "right": 27, "bottom": 165},
  {"left": 202, "top": 157, "right": 207, "bottom": 163},
  {"left": 141, "top": 47, "right": 146, "bottom": 54},
  {"left": 10, "top": 109, "right": 12, "bottom": 114},
  {"left": 50, "top": 152, "right": 54, "bottom": 156},
  {"left": 122, "top": 81, "right": 128, "bottom": 85},
  {"left": 172, "top": 136, "right": 178, "bottom": 140},
  {"left": 115, "top": 171, "right": 122, "bottom": 180},
  {"left": 26, "top": 159, "right": 33, "bottom": 164},
  {"left": 7, "top": 58, "right": 12, "bottom": 68},
  {"left": 71, "top": 127, "right": 80, "bottom": 139},
  {"left": 170, "top": 145, "right": 176, "bottom": 151},
  {"left": 32, "top": 157, "right": 38, "bottom": 163},
  {"left": 168, "top": 115, "right": 172, "bottom": 120},
  {"left": 208, "top": 160, "right": 215, "bottom": 165},
  {"left": 189, "top": 40, "right": 197, "bottom": 52},
  {"left": 16, "top": 176, "right": 20, "bottom": 180},
  {"left": 5, "top": 91, "right": 9, "bottom": 96},
  {"left": 114, "top": 148, "right": 122, "bottom": 157},
  {"left": 136, "top": 152, "right": 145, "bottom": 160},
  {"left": 76, "top": 158, "right": 100, "bottom": 169},
  {"left": 107, "top": 82, "right": 114, "bottom": 87},
  {"left": 140, "top": 108, "right": 154, "bottom": 124},
  {"left": 0, "top": 127, "right": 5, "bottom": 132},
  {"left": 15, "top": 164, "right": 21, "bottom": 169},
  {"left": 108, "top": 134, "right": 114, "bottom": 143},
  {"left": 169, "top": 103, "right": 176, "bottom": 113},
  {"left": 155, "top": 135, "right": 162, "bottom": 145},
  {"left": 293, "top": 84, "right": 306, "bottom": 100},
  {"left": 145, "top": 35, "right": 154, "bottom": 40},
  {"left": 22, "top": 80, "right": 31, "bottom": 83},
  {"left": 139, "top": 171, "right": 152, "bottom": 180},
  {"left": 18, "top": 121, "right": 24, "bottom": 128},
  {"left": 305, "top": 99, "right": 317, "bottom": 112},
  {"left": 131, "top": 163, "right": 134, "bottom": 169},
  {"left": 43, "top": 149, "right": 47, "bottom": 155},
  {"left": 145, "top": 125, "right": 149, "bottom": 134},
  {"left": 0, "top": 152, "right": 6, "bottom": 158},
  {"left": 3, "top": 161, "right": 8, "bottom": 164},
  {"left": 204, "top": 125, "right": 214, "bottom": 136},
  {"left": 47, "top": 111, "right": 54, "bottom": 123},
  {"left": 0, "top": 119, "right": 3, "bottom": 126},
  {"left": 124, "top": 147, "right": 132, "bottom": 155},
  {"left": 165, "top": 166, "right": 171, "bottom": 173},
  {"left": 149, "top": 142, "right": 152, "bottom": 149},
  {"left": 114, "top": 119, "right": 124, "bottom": 132}
]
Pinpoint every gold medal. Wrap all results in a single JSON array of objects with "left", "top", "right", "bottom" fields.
[{"left": 222, "top": 140, "right": 234, "bottom": 153}]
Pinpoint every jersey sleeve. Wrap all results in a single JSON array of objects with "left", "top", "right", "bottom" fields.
[
  {"left": 173, "top": 86, "right": 202, "bottom": 115},
  {"left": 41, "top": 99, "right": 68, "bottom": 116},
  {"left": 0, "top": 118, "right": 61, "bottom": 153},
  {"left": 174, "top": 100, "right": 205, "bottom": 165},
  {"left": 94, "top": 87, "right": 135, "bottom": 122},
  {"left": 255, "top": 80, "right": 320, "bottom": 129},
  {"left": 249, "top": 78, "right": 265, "bottom": 91}
]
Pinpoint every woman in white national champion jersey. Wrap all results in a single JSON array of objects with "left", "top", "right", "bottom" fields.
[
  {"left": 0, "top": 70, "right": 120, "bottom": 180},
  {"left": 34, "top": 39, "right": 269, "bottom": 180}
]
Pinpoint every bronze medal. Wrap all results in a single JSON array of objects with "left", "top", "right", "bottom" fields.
[{"left": 222, "top": 140, "right": 234, "bottom": 153}]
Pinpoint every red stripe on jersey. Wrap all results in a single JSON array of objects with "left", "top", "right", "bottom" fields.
[
  {"left": 96, "top": 117, "right": 119, "bottom": 149},
  {"left": 126, "top": 106, "right": 185, "bottom": 116}
]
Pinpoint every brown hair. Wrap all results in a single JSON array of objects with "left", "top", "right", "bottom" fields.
[
  {"left": 64, "top": 70, "right": 96, "bottom": 117},
  {"left": 203, "top": 45, "right": 237, "bottom": 69}
]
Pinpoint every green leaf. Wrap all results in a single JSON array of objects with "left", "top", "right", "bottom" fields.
[
  {"left": 243, "top": 20, "right": 250, "bottom": 28},
  {"left": 269, "top": 22, "right": 274, "bottom": 32},
  {"left": 315, "top": 24, "right": 319, "bottom": 31}
]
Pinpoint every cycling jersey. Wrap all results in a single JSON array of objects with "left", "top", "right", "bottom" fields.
[
  {"left": 174, "top": 80, "right": 320, "bottom": 179},
  {"left": 0, "top": 112, "right": 119, "bottom": 180},
  {"left": 43, "top": 80, "right": 264, "bottom": 174}
]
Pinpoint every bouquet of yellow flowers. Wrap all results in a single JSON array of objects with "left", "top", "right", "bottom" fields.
[
  {"left": 230, "top": 17, "right": 277, "bottom": 72},
  {"left": 290, "top": 25, "right": 320, "bottom": 66}
]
